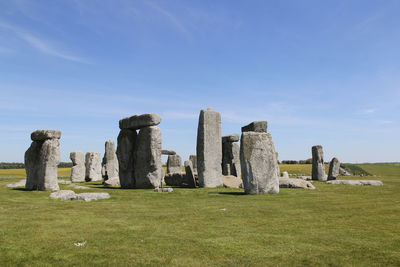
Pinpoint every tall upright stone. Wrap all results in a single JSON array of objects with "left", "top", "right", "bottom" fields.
[
  {"left": 240, "top": 123, "right": 279, "bottom": 194},
  {"left": 328, "top": 157, "right": 340, "bottom": 180},
  {"left": 184, "top": 160, "right": 196, "bottom": 188},
  {"left": 25, "top": 130, "right": 61, "bottom": 191},
  {"left": 102, "top": 140, "right": 119, "bottom": 186},
  {"left": 85, "top": 152, "right": 102, "bottom": 181},
  {"left": 196, "top": 108, "right": 222, "bottom": 187},
  {"left": 134, "top": 126, "right": 162, "bottom": 188},
  {"left": 70, "top": 151, "right": 85, "bottom": 182},
  {"left": 167, "top": 154, "right": 182, "bottom": 174},
  {"left": 312, "top": 145, "right": 326, "bottom": 181},
  {"left": 117, "top": 129, "right": 137, "bottom": 188},
  {"left": 276, "top": 152, "right": 280, "bottom": 177},
  {"left": 222, "top": 134, "right": 241, "bottom": 178},
  {"left": 189, "top": 155, "right": 197, "bottom": 173}
]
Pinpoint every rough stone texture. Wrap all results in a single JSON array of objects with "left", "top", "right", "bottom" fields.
[
  {"left": 161, "top": 149, "right": 176, "bottom": 155},
  {"left": 164, "top": 172, "right": 187, "bottom": 186},
  {"left": 49, "top": 190, "right": 76, "bottom": 201},
  {"left": 240, "top": 131, "right": 279, "bottom": 194},
  {"left": 276, "top": 152, "right": 280, "bottom": 177},
  {"left": 222, "top": 175, "right": 243, "bottom": 188},
  {"left": 328, "top": 157, "right": 340, "bottom": 180},
  {"left": 68, "top": 184, "right": 90, "bottom": 189},
  {"left": 189, "top": 155, "right": 197, "bottom": 173},
  {"left": 327, "top": 180, "right": 383, "bottom": 186},
  {"left": 70, "top": 151, "right": 85, "bottom": 182},
  {"left": 312, "top": 145, "right": 327, "bottom": 181},
  {"left": 222, "top": 134, "right": 240, "bottom": 143},
  {"left": 102, "top": 140, "right": 120, "bottom": 186},
  {"left": 134, "top": 126, "right": 162, "bottom": 188},
  {"left": 297, "top": 175, "right": 312, "bottom": 180},
  {"left": 184, "top": 160, "right": 196, "bottom": 188},
  {"left": 119, "top": 113, "right": 161, "bottom": 130},
  {"left": 5, "top": 179, "right": 26, "bottom": 188},
  {"left": 167, "top": 154, "right": 182, "bottom": 174},
  {"left": 75, "top": 192, "right": 110, "bottom": 201},
  {"left": 154, "top": 187, "right": 173, "bottom": 192},
  {"left": 339, "top": 167, "right": 352, "bottom": 176},
  {"left": 241, "top": 121, "right": 268, "bottom": 133},
  {"left": 222, "top": 135, "right": 241, "bottom": 178},
  {"left": 117, "top": 129, "right": 137, "bottom": 188},
  {"left": 31, "top": 130, "right": 61, "bottom": 141},
  {"left": 281, "top": 171, "right": 289, "bottom": 179},
  {"left": 279, "top": 178, "right": 315, "bottom": 189},
  {"left": 25, "top": 135, "right": 60, "bottom": 191},
  {"left": 58, "top": 179, "right": 71, "bottom": 184},
  {"left": 196, "top": 108, "right": 222, "bottom": 187},
  {"left": 85, "top": 152, "right": 102, "bottom": 181}
]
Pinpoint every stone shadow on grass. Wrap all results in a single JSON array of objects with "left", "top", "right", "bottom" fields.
[{"left": 216, "top": 192, "right": 246, "bottom": 196}]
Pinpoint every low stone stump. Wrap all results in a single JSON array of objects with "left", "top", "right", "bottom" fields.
[
  {"left": 279, "top": 178, "right": 315, "bottom": 189},
  {"left": 327, "top": 180, "right": 383, "bottom": 186},
  {"left": 49, "top": 190, "right": 110, "bottom": 201},
  {"left": 154, "top": 187, "right": 173, "bottom": 192},
  {"left": 222, "top": 175, "right": 243, "bottom": 188}
]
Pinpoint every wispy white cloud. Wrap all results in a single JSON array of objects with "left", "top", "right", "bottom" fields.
[
  {"left": 0, "top": 22, "right": 87, "bottom": 63},
  {"left": 361, "top": 108, "right": 376, "bottom": 114}
]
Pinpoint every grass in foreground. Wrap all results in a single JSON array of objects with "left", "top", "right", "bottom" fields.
[{"left": 0, "top": 164, "right": 399, "bottom": 266}]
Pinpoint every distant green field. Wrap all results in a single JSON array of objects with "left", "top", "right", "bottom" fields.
[{"left": 0, "top": 164, "right": 399, "bottom": 266}]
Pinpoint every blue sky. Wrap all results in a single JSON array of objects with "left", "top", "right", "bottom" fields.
[{"left": 0, "top": 0, "right": 399, "bottom": 163}]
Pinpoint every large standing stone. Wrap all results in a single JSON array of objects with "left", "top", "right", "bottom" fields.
[
  {"left": 312, "top": 145, "right": 326, "bottom": 181},
  {"left": 241, "top": 121, "right": 268, "bottom": 133},
  {"left": 189, "top": 155, "right": 197, "bottom": 173},
  {"left": 102, "top": 140, "right": 119, "bottom": 186},
  {"left": 85, "top": 152, "right": 102, "bottom": 181},
  {"left": 25, "top": 130, "right": 61, "bottom": 191},
  {"left": 196, "top": 108, "right": 222, "bottom": 187},
  {"left": 240, "top": 131, "right": 279, "bottom": 194},
  {"left": 184, "top": 160, "right": 196, "bottom": 188},
  {"left": 70, "top": 151, "right": 85, "bottom": 182},
  {"left": 328, "top": 157, "right": 340, "bottom": 180},
  {"left": 134, "top": 126, "right": 162, "bottom": 188},
  {"left": 221, "top": 134, "right": 241, "bottom": 178},
  {"left": 117, "top": 129, "right": 137, "bottom": 188},
  {"left": 167, "top": 154, "right": 182, "bottom": 174},
  {"left": 119, "top": 113, "right": 161, "bottom": 130}
]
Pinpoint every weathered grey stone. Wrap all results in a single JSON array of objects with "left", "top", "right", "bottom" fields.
[
  {"left": 184, "top": 160, "right": 196, "bottom": 188},
  {"left": 328, "top": 157, "right": 340, "bottom": 180},
  {"left": 49, "top": 190, "right": 76, "bottom": 200},
  {"left": 339, "top": 167, "right": 352, "bottom": 176},
  {"left": 327, "top": 180, "right": 383, "bottom": 186},
  {"left": 58, "top": 179, "right": 71, "bottom": 184},
  {"left": 154, "top": 187, "right": 173, "bottom": 192},
  {"left": 281, "top": 171, "right": 289, "bottom": 179},
  {"left": 161, "top": 149, "right": 176, "bottom": 155},
  {"left": 119, "top": 113, "right": 161, "bottom": 130},
  {"left": 279, "top": 178, "right": 315, "bottom": 189},
  {"left": 102, "top": 140, "right": 120, "bottom": 187},
  {"left": 196, "top": 108, "right": 222, "bottom": 187},
  {"left": 68, "top": 184, "right": 90, "bottom": 189},
  {"left": 222, "top": 175, "right": 243, "bottom": 188},
  {"left": 31, "top": 130, "right": 61, "bottom": 141},
  {"left": 297, "top": 175, "right": 312, "bottom": 180},
  {"left": 5, "top": 179, "right": 26, "bottom": 188},
  {"left": 70, "top": 151, "right": 85, "bottom": 182},
  {"left": 276, "top": 152, "right": 280, "bottom": 177},
  {"left": 134, "top": 126, "right": 162, "bottom": 188},
  {"left": 189, "top": 155, "right": 197, "bottom": 173},
  {"left": 312, "top": 145, "right": 326, "bottom": 181},
  {"left": 25, "top": 135, "right": 60, "bottom": 191},
  {"left": 241, "top": 121, "right": 268, "bottom": 133},
  {"left": 167, "top": 154, "right": 182, "bottom": 174},
  {"left": 164, "top": 172, "right": 187, "bottom": 186},
  {"left": 222, "top": 139, "right": 241, "bottom": 177},
  {"left": 75, "top": 192, "right": 110, "bottom": 201},
  {"left": 85, "top": 152, "right": 102, "bottom": 181},
  {"left": 222, "top": 134, "right": 240, "bottom": 143},
  {"left": 117, "top": 129, "right": 137, "bottom": 188},
  {"left": 240, "top": 131, "right": 279, "bottom": 194}
]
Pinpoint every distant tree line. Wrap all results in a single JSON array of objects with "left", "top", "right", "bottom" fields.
[
  {"left": 281, "top": 159, "right": 313, "bottom": 164},
  {"left": 0, "top": 162, "right": 72, "bottom": 169}
]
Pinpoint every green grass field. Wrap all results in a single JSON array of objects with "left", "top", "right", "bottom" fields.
[{"left": 0, "top": 164, "right": 399, "bottom": 266}]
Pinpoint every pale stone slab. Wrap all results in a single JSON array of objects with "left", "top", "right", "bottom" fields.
[
  {"left": 279, "top": 178, "right": 315, "bottom": 189},
  {"left": 75, "top": 192, "right": 110, "bottom": 201},
  {"left": 102, "top": 140, "right": 119, "bottom": 186},
  {"left": 154, "top": 187, "right": 173, "bottom": 192},
  {"left": 119, "top": 113, "right": 161, "bottom": 130},
  {"left": 240, "top": 131, "right": 279, "bottom": 194},
  {"left": 281, "top": 171, "right": 289, "bottom": 179},
  {"left": 312, "top": 145, "right": 326, "bottom": 181},
  {"left": 222, "top": 175, "right": 243, "bottom": 188},
  {"left": 49, "top": 190, "right": 76, "bottom": 200},
  {"left": 85, "top": 152, "right": 102, "bottom": 181},
  {"left": 196, "top": 108, "right": 222, "bottom": 187},
  {"left": 5, "top": 179, "right": 26, "bottom": 188},
  {"left": 70, "top": 151, "right": 85, "bottom": 182},
  {"left": 327, "top": 180, "right": 383, "bottom": 186}
]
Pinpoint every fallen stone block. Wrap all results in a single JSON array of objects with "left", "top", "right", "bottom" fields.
[
  {"left": 222, "top": 175, "right": 243, "bottom": 188},
  {"left": 154, "top": 187, "right": 173, "bottom": 192},
  {"left": 75, "top": 192, "right": 110, "bottom": 202},
  {"left": 5, "top": 179, "right": 26, "bottom": 188},
  {"left": 49, "top": 190, "right": 77, "bottom": 201},
  {"left": 279, "top": 178, "right": 315, "bottom": 189},
  {"left": 326, "top": 180, "right": 383, "bottom": 186}
]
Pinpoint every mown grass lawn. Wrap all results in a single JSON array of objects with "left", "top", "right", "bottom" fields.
[{"left": 0, "top": 164, "right": 399, "bottom": 266}]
